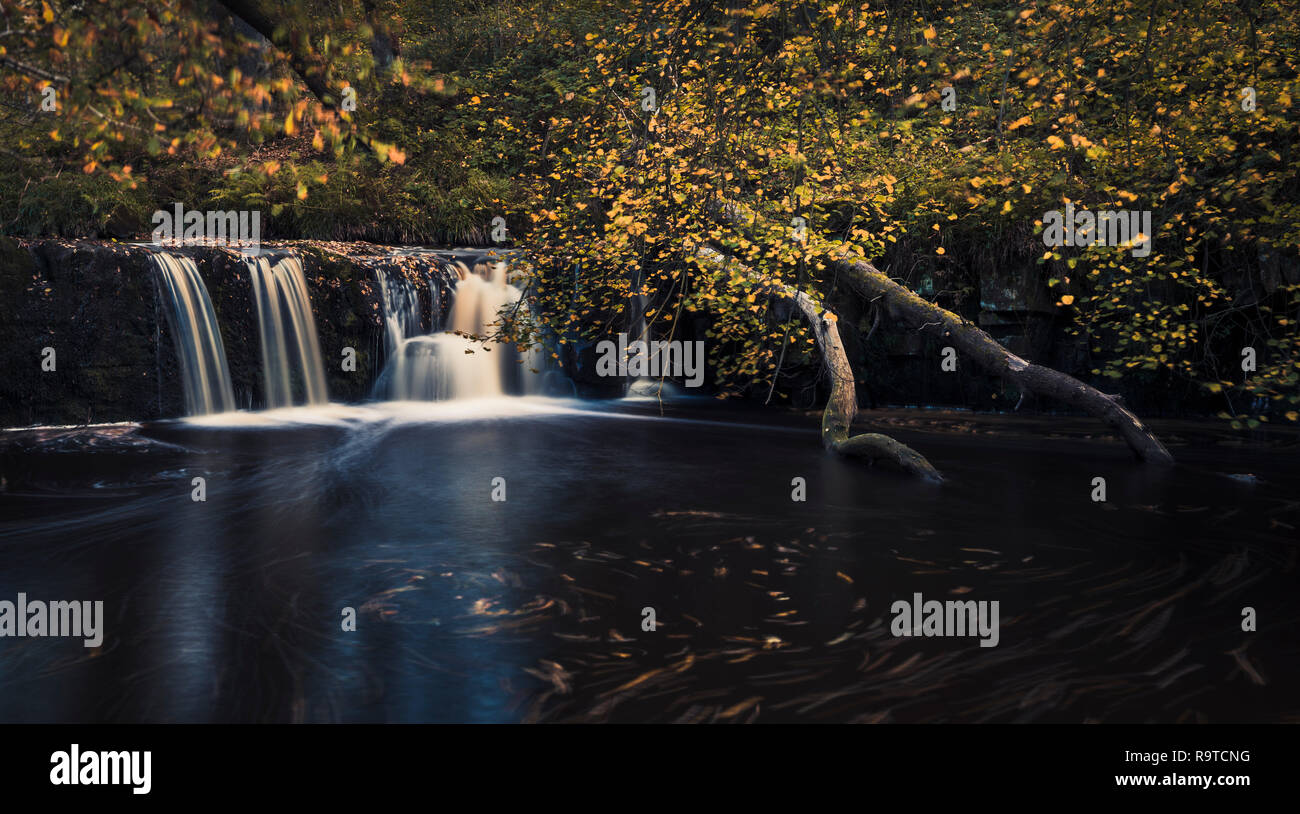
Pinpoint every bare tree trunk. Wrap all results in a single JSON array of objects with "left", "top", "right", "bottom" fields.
[
  {"left": 694, "top": 246, "right": 943, "bottom": 482},
  {"left": 708, "top": 201, "right": 1175, "bottom": 464},
  {"left": 829, "top": 254, "right": 1174, "bottom": 464}
]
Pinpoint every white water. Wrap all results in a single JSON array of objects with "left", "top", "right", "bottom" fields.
[
  {"left": 376, "top": 260, "right": 544, "bottom": 401},
  {"left": 374, "top": 270, "right": 426, "bottom": 398},
  {"left": 151, "top": 252, "right": 236, "bottom": 415},
  {"left": 156, "top": 250, "right": 544, "bottom": 424},
  {"left": 625, "top": 267, "right": 663, "bottom": 398},
  {"left": 180, "top": 396, "right": 586, "bottom": 428},
  {"left": 248, "top": 255, "right": 329, "bottom": 408}
]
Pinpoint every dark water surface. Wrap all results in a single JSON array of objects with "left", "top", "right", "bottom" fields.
[{"left": 1, "top": 399, "right": 1297, "bottom": 722}]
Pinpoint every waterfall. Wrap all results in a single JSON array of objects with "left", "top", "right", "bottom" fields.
[
  {"left": 375, "top": 259, "right": 544, "bottom": 400},
  {"left": 375, "top": 268, "right": 422, "bottom": 396},
  {"left": 151, "top": 252, "right": 236, "bottom": 415},
  {"left": 248, "top": 255, "right": 328, "bottom": 408},
  {"left": 625, "top": 266, "right": 660, "bottom": 397}
]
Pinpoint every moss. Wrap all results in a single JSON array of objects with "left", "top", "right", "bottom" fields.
[
  {"left": 0, "top": 171, "right": 153, "bottom": 238},
  {"left": 295, "top": 244, "right": 355, "bottom": 281}
]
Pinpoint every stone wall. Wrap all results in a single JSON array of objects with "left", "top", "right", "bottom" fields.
[{"left": 0, "top": 239, "right": 458, "bottom": 427}]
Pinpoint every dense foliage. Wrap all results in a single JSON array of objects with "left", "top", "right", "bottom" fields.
[{"left": 2, "top": 0, "right": 1296, "bottom": 424}]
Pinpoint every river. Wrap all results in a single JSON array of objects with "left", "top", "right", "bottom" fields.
[{"left": 1, "top": 400, "right": 1296, "bottom": 722}]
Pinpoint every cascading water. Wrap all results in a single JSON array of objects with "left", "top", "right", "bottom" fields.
[
  {"left": 151, "top": 252, "right": 236, "bottom": 415},
  {"left": 248, "top": 255, "right": 329, "bottom": 408},
  {"left": 374, "top": 268, "right": 434, "bottom": 399},
  {"left": 375, "top": 259, "right": 544, "bottom": 400},
  {"left": 625, "top": 266, "right": 661, "bottom": 398}
]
